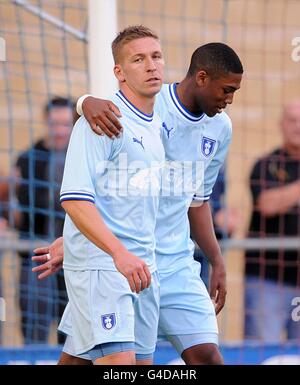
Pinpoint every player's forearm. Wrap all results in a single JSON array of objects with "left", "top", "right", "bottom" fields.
[
  {"left": 61, "top": 200, "right": 127, "bottom": 259},
  {"left": 257, "top": 179, "right": 300, "bottom": 217},
  {"left": 188, "top": 202, "right": 223, "bottom": 267}
]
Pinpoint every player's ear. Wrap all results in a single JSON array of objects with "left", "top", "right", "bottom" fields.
[
  {"left": 195, "top": 70, "right": 208, "bottom": 87},
  {"left": 114, "top": 64, "right": 125, "bottom": 83}
]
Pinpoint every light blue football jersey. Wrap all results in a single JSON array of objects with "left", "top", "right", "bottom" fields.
[
  {"left": 154, "top": 83, "right": 232, "bottom": 272},
  {"left": 60, "top": 90, "right": 165, "bottom": 272}
]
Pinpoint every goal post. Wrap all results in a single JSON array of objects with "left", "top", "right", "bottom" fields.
[{"left": 88, "top": 0, "right": 118, "bottom": 97}]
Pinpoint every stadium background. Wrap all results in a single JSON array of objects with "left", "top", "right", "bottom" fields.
[{"left": 0, "top": 0, "right": 300, "bottom": 364}]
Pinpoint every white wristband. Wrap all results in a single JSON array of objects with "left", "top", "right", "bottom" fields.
[{"left": 76, "top": 94, "right": 93, "bottom": 116}]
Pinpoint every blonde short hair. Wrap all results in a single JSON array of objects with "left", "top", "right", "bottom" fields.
[{"left": 112, "top": 25, "right": 159, "bottom": 64}]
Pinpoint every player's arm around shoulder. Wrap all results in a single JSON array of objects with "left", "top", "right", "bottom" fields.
[{"left": 77, "top": 94, "right": 123, "bottom": 138}]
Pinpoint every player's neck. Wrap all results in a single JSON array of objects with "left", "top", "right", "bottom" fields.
[
  {"left": 119, "top": 84, "right": 155, "bottom": 116},
  {"left": 176, "top": 79, "right": 204, "bottom": 116}
]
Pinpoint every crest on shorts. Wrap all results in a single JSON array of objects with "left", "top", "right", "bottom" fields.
[
  {"left": 201, "top": 137, "right": 216, "bottom": 157},
  {"left": 101, "top": 313, "right": 116, "bottom": 330}
]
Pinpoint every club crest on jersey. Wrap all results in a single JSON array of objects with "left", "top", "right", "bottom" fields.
[
  {"left": 101, "top": 313, "right": 116, "bottom": 330},
  {"left": 201, "top": 137, "right": 216, "bottom": 157}
]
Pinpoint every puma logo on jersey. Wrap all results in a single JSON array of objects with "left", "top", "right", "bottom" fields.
[
  {"left": 162, "top": 122, "right": 174, "bottom": 139},
  {"left": 133, "top": 136, "right": 145, "bottom": 150}
]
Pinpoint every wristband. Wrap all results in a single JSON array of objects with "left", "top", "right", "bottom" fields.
[{"left": 76, "top": 94, "right": 92, "bottom": 116}]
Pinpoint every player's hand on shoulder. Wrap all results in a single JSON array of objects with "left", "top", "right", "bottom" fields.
[
  {"left": 113, "top": 250, "right": 151, "bottom": 293},
  {"left": 82, "top": 96, "right": 123, "bottom": 139}
]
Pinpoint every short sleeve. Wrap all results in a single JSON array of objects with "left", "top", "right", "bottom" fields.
[
  {"left": 60, "top": 116, "right": 116, "bottom": 204},
  {"left": 193, "top": 120, "right": 232, "bottom": 204}
]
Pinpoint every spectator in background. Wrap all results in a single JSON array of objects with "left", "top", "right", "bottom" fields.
[
  {"left": 0, "top": 170, "right": 8, "bottom": 231},
  {"left": 0, "top": 170, "right": 9, "bottom": 344},
  {"left": 244, "top": 100, "right": 300, "bottom": 343},
  {"left": 15, "top": 97, "right": 75, "bottom": 344},
  {"left": 193, "top": 167, "right": 240, "bottom": 288}
]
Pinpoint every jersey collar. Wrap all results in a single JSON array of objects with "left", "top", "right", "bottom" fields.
[
  {"left": 168, "top": 83, "right": 205, "bottom": 123},
  {"left": 116, "top": 90, "right": 154, "bottom": 122}
]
